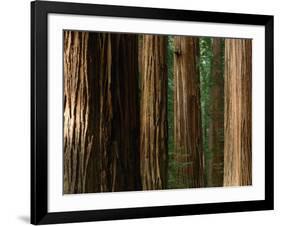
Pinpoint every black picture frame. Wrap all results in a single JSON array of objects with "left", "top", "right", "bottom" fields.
[{"left": 31, "top": 0, "right": 274, "bottom": 224}]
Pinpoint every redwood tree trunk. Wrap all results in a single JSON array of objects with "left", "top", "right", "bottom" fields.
[
  {"left": 64, "top": 31, "right": 141, "bottom": 193},
  {"left": 207, "top": 38, "right": 224, "bottom": 187},
  {"left": 63, "top": 31, "right": 93, "bottom": 194},
  {"left": 140, "top": 35, "right": 168, "bottom": 190},
  {"left": 223, "top": 39, "right": 252, "bottom": 186},
  {"left": 110, "top": 34, "right": 141, "bottom": 192},
  {"left": 173, "top": 36, "right": 204, "bottom": 188}
]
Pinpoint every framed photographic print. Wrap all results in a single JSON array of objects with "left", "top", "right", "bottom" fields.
[{"left": 31, "top": 0, "right": 274, "bottom": 224}]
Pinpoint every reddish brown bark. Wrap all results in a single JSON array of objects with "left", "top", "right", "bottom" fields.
[
  {"left": 173, "top": 36, "right": 204, "bottom": 188},
  {"left": 140, "top": 35, "right": 168, "bottom": 190},
  {"left": 63, "top": 31, "right": 92, "bottom": 193},
  {"left": 64, "top": 31, "right": 141, "bottom": 193},
  {"left": 223, "top": 39, "right": 252, "bottom": 186}
]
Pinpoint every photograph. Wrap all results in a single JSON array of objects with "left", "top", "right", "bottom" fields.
[
  {"left": 30, "top": 1, "right": 273, "bottom": 224},
  {"left": 63, "top": 31, "right": 252, "bottom": 194}
]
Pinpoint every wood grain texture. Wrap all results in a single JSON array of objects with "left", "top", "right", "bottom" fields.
[
  {"left": 173, "top": 36, "right": 205, "bottom": 188},
  {"left": 224, "top": 39, "right": 252, "bottom": 186}
]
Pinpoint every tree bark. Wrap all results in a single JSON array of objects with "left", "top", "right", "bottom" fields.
[
  {"left": 140, "top": 35, "right": 168, "bottom": 190},
  {"left": 110, "top": 34, "right": 141, "bottom": 192},
  {"left": 207, "top": 38, "right": 224, "bottom": 187},
  {"left": 173, "top": 36, "right": 204, "bottom": 188},
  {"left": 64, "top": 31, "right": 141, "bottom": 193},
  {"left": 63, "top": 31, "right": 93, "bottom": 193},
  {"left": 223, "top": 39, "right": 252, "bottom": 186}
]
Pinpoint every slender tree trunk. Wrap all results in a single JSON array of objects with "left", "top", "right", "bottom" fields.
[
  {"left": 140, "top": 35, "right": 168, "bottom": 190},
  {"left": 223, "top": 39, "right": 252, "bottom": 186},
  {"left": 64, "top": 32, "right": 141, "bottom": 193},
  {"left": 173, "top": 36, "right": 204, "bottom": 188},
  {"left": 207, "top": 38, "right": 224, "bottom": 187}
]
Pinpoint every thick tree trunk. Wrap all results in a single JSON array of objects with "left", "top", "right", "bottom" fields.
[
  {"left": 110, "top": 34, "right": 141, "bottom": 192},
  {"left": 207, "top": 38, "right": 224, "bottom": 187},
  {"left": 63, "top": 31, "right": 93, "bottom": 193},
  {"left": 87, "top": 33, "right": 141, "bottom": 192},
  {"left": 64, "top": 32, "right": 141, "bottom": 193},
  {"left": 223, "top": 39, "right": 252, "bottom": 186},
  {"left": 140, "top": 35, "right": 168, "bottom": 190},
  {"left": 173, "top": 36, "right": 204, "bottom": 188}
]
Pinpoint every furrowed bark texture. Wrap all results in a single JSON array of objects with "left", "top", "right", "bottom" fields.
[
  {"left": 110, "top": 34, "right": 141, "bottom": 192},
  {"left": 86, "top": 33, "right": 113, "bottom": 193},
  {"left": 64, "top": 31, "right": 140, "bottom": 193},
  {"left": 224, "top": 39, "right": 252, "bottom": 186},
  {"left": 207, "top": 38, "right": 224, "bottom": 187},
  {"left": 64, "top": 31, "right": 92, "bottom": 194},
  {"left": 140, "top": 35, "right": 168, "bottom": 190},
  {"left": 173, "top": 36, "right": 205, "bottom": 188}
]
